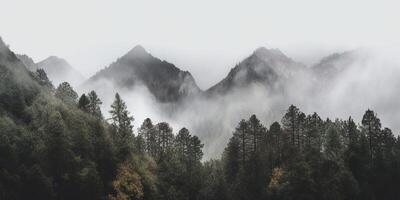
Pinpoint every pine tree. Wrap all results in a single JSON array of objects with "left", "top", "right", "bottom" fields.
[
  {"left": 55, "top": 82, "right": 78, "bottom": 104},
  {"left": 109, "top": 93, "right": 134, "bottom": 160},
  {"left": 345, "top": 117, "right": 359, "bottom": 148},
  {"left": 361, "top": 109, "right": 381, "bottom": 160},
  {"left": 282, "top": 105, "right": 301, "bottom": 147},
  {"left": 44, "top": 111, "right": 74, "bottom": 198},
  {"left": 223, "top": 136, "right": 240, "bottom": 184},
  {"left": 34, "top": 68, "right": 53, "bottom": 89},
  {"left": 268, "top": 122, "right": 282, "bottom": 166},
  {"left": 233, "top": 119, "right": 249, "bottom": 167},
  {"left": 304, "top": 113, "right": 323, "bottom": 151},
  {"left": 247, "top": 114, "right": 264, "bottom": 154},
  {"left": 175, "top": 128, "right": 191, "bottom": 160},
  {"left": 175, "top": 128, "right": 204, "bottom": 200},
  {"left": 78, "top": 94, "right": 90, "bottom": 112},
  {"left": 325, "top": 127, "right": 343, "bottom": 160},
  {"left": 175, "top": 128, "right": 203, "bottom": 167},
  {"left": 87, "top": 90, "right": 103, "bottom": 118},
  {"left": 155, "top": 122, "right": 174, "bottom": 159},
  {"left": 138, "top": 118, "right": 157, "bottom": 157}
]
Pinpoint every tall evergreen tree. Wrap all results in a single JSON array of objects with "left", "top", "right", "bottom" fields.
[
  {"left": 233, "top": 119, "right": 249, "bottom": 167},
  {"left": 247, "top": 115, "right": 264, "bottom": 154},
  {"left": 109, "top": 93, "right": 134, "bottom": 160},
  {"left": 87, "top": 90, "right": 102, "bottom": 118},
  {"left": 361, "top": 109, "right": 381, "bottom": 160},
  {"left": 268, "top": 122, "right": 283, "bottom": 166},
  {"left": 78, "top": 94, "right": 90, "bottom": 112},
  {"left": 304, "top": 113, "right": 323, "bottom": 151},
  {"left": 155, "top": 122, "right": 174, "bottom": 159},
  {"left": 138, "top": 118, "right": 157, "bottom": 157},
  {"left": 175, "top": 128, "right": 204, "bottom": 200},
  {"left": 223, "top": 136, "right": 240, "bottom": 184},
  {"left": 44, "top": 112, "right": 74, "bottom": 199},
  {"left": 282, "top": 105, "right": 301, "bottom": 147}
]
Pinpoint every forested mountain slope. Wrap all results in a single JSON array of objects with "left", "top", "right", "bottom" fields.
[
  {"left": 0, "top": 38, "right": 205, "bottom": 200},
  {"left": 1, "top": 37, "right": 400, "bottom": 200}
]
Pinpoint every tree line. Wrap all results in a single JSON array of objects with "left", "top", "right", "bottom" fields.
[
  {"left": 215, "top": 105, "right": 400, "bottom": 200},
  {"left": 1, "top": 63, "right": 400, "bottom": 200}
]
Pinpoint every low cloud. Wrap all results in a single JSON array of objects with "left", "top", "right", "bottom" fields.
[{"left": 78, "top": 46, "right": 400, "bottom": 159}]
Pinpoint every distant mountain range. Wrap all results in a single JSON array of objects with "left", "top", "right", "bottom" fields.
[
  {"left": 16, "top": 54, "right": 85, "bottom": 87},
  {"left": 5, "top": 35, "right": 400, "bottom": 158},
  {"left": 13, "top": 39, "right": 368, "bottom": 105},
  {"left": 82, "top": 45, "right": 315, "bottom": 103},
  {"left": 14, "top": 41, "right": 363, "bottom": 104}
]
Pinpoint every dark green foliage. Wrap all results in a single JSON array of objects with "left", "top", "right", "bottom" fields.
[
  {"left": 87, "top": 90, "right": 103, "bottom": 118},
  {"left": 78, "top": 94, "right": 90, "bottom": 112},
  {"left": 199, "top": 160, "right": 228, "bottom": 200},
  {"left": 219, "top": 106, "right": 400, "bottom": 200},
  {"left": 109, "top": 93, "right": 134, "bottom": 161},
  {"left": 33, "top": 68, "right": 54, "bottom": 89},
  {"left": 137, "top": 118, "right": 158, "bottom": 157},
  {"left": 79, "top": 91, "right": 103, "bottom": 119},
  {"left": 1, "top": 41, "right": 400, "bottom": 200},
  {"left": 55, "top": 82, "right": 78, "bottom": 105}
]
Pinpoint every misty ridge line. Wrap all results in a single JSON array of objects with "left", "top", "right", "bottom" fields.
[
  {"left": 8, "top": 35, "right": 400, "bottom": 158},
  {"left": 76, "top": 43, "right": 400, "bottom": 158},
  {"left": 13, "top": 41, "right": 347, "bottom": 90}
]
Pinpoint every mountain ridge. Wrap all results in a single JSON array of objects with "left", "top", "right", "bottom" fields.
[
  {"left": 206, "top": 47, "right": 305, "bottom": 95},
  {"left": 85, "top": 45, "right": 202, "bottom": 103},
  {"left": 15, "top": 54, "right": 85, "bottom": 86}
]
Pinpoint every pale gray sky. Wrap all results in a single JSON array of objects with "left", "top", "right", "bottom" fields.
[{"left": 1, "top": 0, "right": 399, "bottom": 89}]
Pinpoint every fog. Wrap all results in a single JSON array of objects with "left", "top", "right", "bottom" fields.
[{"left": 77, "top": 46, "right": 400, "bottom": 159}]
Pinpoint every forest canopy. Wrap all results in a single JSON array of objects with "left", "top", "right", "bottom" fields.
[{"left": 1, "top": 38, "right": 400, "bottom": 200}]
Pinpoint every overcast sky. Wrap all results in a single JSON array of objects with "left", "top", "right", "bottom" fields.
[{"left": 1, "top": 0, "right": 399, "bottom": 89}]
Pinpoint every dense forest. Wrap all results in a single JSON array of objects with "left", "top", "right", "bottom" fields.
[{"left": 1, "top": 39, "right": 400, "bottom": 200}]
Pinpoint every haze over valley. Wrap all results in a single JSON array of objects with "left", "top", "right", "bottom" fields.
[
  {"left": 7, "top": 39, "right": 400, "bottom": 158},
  {"left": 2, "top": 1, "right": 400, "bottom": 199}
]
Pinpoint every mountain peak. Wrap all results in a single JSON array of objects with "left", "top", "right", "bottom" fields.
[
  {"left": 207, "top": 47, "right": 303, "bottom": 95},
  {"left": 45, "top": 55, "right": 65, "bottom": 62},
  {"left": 253, "top": 47, "right": 288, "bottom": 61},
  {"left": 126, "top": 45, "right": 150, "bottom": 58},
  {"left": 47, "top": 55, "right": 60, "bottom": 59},
  {"left": 86, "top": 46, "right": 201, "bottom": 102},
  {"left": 37, "top": 56, "right": 84, "bottom": 86},
  {"left": 39, "top": 56, "right": 70, "bottom": 67}
]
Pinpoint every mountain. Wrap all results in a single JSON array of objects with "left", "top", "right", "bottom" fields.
[
  {"left": 207, "top": 47, "right": 305, "bottom": 95},
  {"left": 0, "top": 37, "right": 43, "bottom": 118},
  {"left": 312, "top": 51, "right": 358, "bottom": 79},
  {"left": 0, "top": 37, "right": 118, "bottom": 200},
  {"left": 16, "top": 54, "right": 85, "bottom": 87},
  {"left": 16, "top": 54, "right": 37, "bottom": 71},
  {"left": 36, "top": 56, "right": 85, "bottom": 86},
  {"left": 85, "top": 45, "right": 201, "bottom": 102}
]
